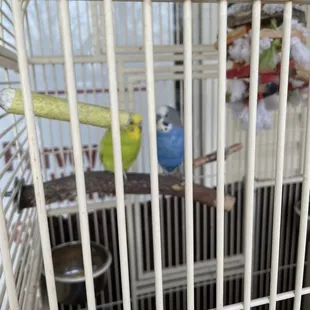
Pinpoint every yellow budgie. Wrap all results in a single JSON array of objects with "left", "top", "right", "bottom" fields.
[{"left": 99, "top": 124, "right": 142, "bottom": 180}]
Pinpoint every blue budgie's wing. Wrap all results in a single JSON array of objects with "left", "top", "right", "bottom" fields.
[{"left": 156, "top": 127, "right": 184, "bottom": 172}]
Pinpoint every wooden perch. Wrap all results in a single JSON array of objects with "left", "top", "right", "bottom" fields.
[
  {"left": 193, "top": 143, "right": 242, "bottom": 168},
  {"left": 16, "top": 143, "right": 242, "bottom": 212},
  {"left": 18, "top": 172, "right": 235, "bottom": 211}
]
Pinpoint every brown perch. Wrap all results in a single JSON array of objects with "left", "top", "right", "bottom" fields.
[{"left": 17, "top": 143, "right": 242, "bottom": 212}]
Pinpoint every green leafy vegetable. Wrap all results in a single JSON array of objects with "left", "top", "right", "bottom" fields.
[
  {"left": 259, "top": 38, "right": 281, "bottom": 71},
  {"left": 270, "top": 18, "right": 278, "bottom": 30}
]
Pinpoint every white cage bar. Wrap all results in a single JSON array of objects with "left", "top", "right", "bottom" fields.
[
  {"left": 0, "top": 195, "right": 19, "bottom": 309},
  {"left": 103, "top": 0, "right": 132, "bottom": 309},
  {"left": 269, "top": 3, "right": 292, "bottom": 310},
  {"left": 58, "top": 0, "right": 97, "bottom": 308},
  {"left": 183, "top": 1, "right": 194, "bottom": 310},
  {"left": 0, "top": 1, "right": 310, "bottom": 310},
  {"left": 243, "top": 1, "right": 261, "bottom": 309},
  {"left": 216, "top": 1, "right": 227, "bottom": 309},
  {"left": 11, "top": 0, "right": 59, "bottom": 308},
  {"left": 142, "top": 0, "right": 164, "bottom": 308}
]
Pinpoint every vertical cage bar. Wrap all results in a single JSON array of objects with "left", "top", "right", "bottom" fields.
[
  {"left": 243, "top": 1, "right": 261, "bottom": 308},
  {"left": 0, "top": 198, "right": 19, "bottom": 310},
  {"left": 58, "top": 0, "right": 97, "bottom": 308},
  {"left": 293, "top": 29, "right": 310, "bottom": 310},
  {"left": 216, "top": 1, "right": 227, "bottom": 309},
  {"left": 183, "top": 0, "right": 194, "bottom": 309},
  {"left": 269, "top": 3, "right": 292, "bottom": 310},
  {"left": 142, "top": 0, "right": 164, "bottom": 308},
  {"left": 11, "top": 1, "right": 59, "bottom": 309},
  {"left": 126, "top": 197, "right": 138, "bottom": 310},
  {"left": 103, "top": 0, "right": 132, "bottom": 309}
]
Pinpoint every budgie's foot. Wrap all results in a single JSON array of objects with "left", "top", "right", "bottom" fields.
[
  {"left": 123, "top": 171, "right": 127, "bottom": 183},
  {"left": 169, "top": 169, "right": 184, "bottom": 180},
  {"left": 162, "top": 170, "right": 170, "bottom": 176},
  {"left": 161, "top": 169, "right": 183, "bottom": 179}
]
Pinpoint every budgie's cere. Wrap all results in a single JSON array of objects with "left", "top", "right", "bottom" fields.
[
  {"left": 156, "top": 105, "right": 184, "bottom": 173},
  {"left": 99, "top": 124, "right": 142, "bottom": 174}
]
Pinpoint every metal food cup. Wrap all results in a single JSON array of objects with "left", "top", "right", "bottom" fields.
[{"left": 42, "top": 241, "right": 112, "bottom": 306}]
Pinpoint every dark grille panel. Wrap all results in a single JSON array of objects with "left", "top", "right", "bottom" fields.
[{"left": 47, "top": 181, "right": 305, "bottom": 309}]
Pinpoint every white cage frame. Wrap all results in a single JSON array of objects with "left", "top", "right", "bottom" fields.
[{"left": 0, "top": 0, "right": 310, "bottom": 310}]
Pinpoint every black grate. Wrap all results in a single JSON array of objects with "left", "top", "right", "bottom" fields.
[{"left": 46, "top": 180, "right": 305, "bottom": 309}]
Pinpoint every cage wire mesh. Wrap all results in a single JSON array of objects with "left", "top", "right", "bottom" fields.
[{"left": 0, "top": 0, "right": 310, "bottom": 309}]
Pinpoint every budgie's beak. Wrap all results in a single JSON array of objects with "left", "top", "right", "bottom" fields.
[
  {"left": 138, "top": 123, "right": 142, "bottom": 132},
  {"left": 156, "top": 114, "right": 161, "bottom": 123}
]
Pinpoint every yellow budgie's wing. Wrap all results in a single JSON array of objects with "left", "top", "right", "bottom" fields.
[
  {"left": 99, "top": 127, "right": 141, "bottom": 172},
  {"left": 99, "top": 129, "right": 115, "bottom": 172},
  {"left": 120, "top": 130, "right": 141, "bottom": 171}
]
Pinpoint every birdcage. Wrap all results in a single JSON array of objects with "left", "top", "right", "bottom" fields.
[{"left": 1, "top": 0, "right": 310, "bottom": 309}]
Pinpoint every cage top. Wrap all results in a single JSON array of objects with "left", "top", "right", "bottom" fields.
[
  {"left": 102, "top": 0, "right": 310, "bottom": 2},
  {"left": 19, "top": 0, "right": 310, "bottom": 3}
]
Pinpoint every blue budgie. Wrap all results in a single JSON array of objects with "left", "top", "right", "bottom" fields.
[{"left": 156, "top": 105, "right": 184, "bottom": 175}]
